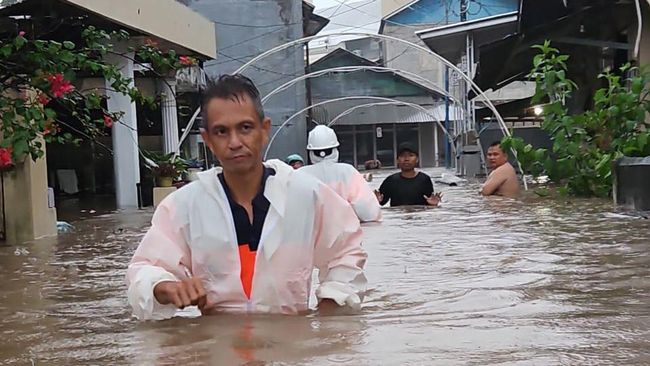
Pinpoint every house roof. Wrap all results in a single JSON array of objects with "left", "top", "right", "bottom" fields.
[
  {"left": 311, "top": 47, "right": 377, "bottom": 70},
  {"left": 302, "top": 1, "right": 330, "bottom": 37},
  {"left": 310, "top": 47, "right": 443, "bottom": 98},
  {"left": 313, "top": 99, "right": 464, "bottom": 126},
  {"left": 0, "top": 0, "right": 217, "bottom": 58}
]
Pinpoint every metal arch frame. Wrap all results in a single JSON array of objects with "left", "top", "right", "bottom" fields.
[
  {"left": 172, "top": 106, "right": 202, "bottom": 159},
  {"left": 326, "top": 100, "right": 480, "bottom": 173},
  {"left": 327, "top": 101, "right": 463, "bottom": 127},
  {"left": 176, "top": 32, "right": 527, "bottom": 188},
  {"left": 235, "top": 32, "right": 509, "bottom": 137},
  {"left": 264, "top": 96, "right": 458, "bottom": 160},
  {"left": 234, "top": 32, "right": 528, "bottom": 190},
  {"left": 261, "top": 65, "right": 459, "bottom": 105}
]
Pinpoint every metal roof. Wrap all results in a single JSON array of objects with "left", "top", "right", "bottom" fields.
[{"left": 312, "top": 99, "right": 464, "bottom": 126}]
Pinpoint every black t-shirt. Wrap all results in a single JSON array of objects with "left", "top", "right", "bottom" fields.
[
  {"left": 217, "top": 167, "right": 275, "bottom": 299},
  {"left": 218, "top": 167, "right": 275, "bottom": 251},
  {"left": 378, "top": 171, "right": 434, "bottom": 207}
]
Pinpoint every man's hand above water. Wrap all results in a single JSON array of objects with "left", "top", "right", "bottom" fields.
[
  {"left": 424, "top": 192, "right": 443, "bottom": 206},
  {"left": 153, "top": 278, "right": 207, "bottom": 310}
]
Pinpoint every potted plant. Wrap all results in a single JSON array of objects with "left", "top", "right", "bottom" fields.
[
  {"left": 184, "top": 158, "right": 204, "bottom": 181},
  {"left": 145, "top": 152, "right": 187, "bottom": 187}
]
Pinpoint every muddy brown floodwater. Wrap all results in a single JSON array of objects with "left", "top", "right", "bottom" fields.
[{"left": 1, "top": 168, "right": 649, "bottom": 365}]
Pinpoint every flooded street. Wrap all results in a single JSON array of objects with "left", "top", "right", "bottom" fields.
[{"left": 1, "top": 168, "right": 649, "bottom": 365}]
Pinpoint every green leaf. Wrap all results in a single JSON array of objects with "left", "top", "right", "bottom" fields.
[
  {"left": 60, "top": 51, "right": 75, "bottom": 64},
  {"left": 44, "top": 108, "right": 57, "bottom": 119},
  {"left": 631, "top": 79, "right": 643, "bottom": 94},
  {"left": 63, "top": 41, "right": 76, "bottom": 50},
  {"left": 63, "top": 69, "right": 77, "bottom": 83},
  {"left": 34, "top": 40, "right": 47, "bottom": 50},
  {"left": 13, "top": 138, "right": 29, "bottom": 157},
  {"left": 623, "top": 146, "right": 639, "bottom": 156},
  {"left": 48, "top": 41, "right": 62, "bottom": 52},
  {"left": 14, "top": 35, "right": 27, "bottom": 49},
  {"left": 638, "top": 133, "right": 648, "bottom": 151},
  {"left": 0, "top": 44, "right": 12, "bottom": 57},
  {"left": 523, "top": 144, "right": 533, "bottom": 153},
  {"left": 595, "top": 154, "right": 611, "bottom": 174}
]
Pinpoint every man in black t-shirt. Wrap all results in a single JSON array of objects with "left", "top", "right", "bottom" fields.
[{"left": 374, "top": 142, "right": 443, "bottom": 207}]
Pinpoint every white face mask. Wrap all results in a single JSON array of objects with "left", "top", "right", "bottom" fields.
[{"left": 309, "top": 148, "right": 339, "bottom": 164}]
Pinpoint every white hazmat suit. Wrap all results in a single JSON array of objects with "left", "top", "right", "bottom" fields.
[
  {"left": 300, "top": 125, "right": 382, "bottom": 223},
  {"left": 126, "top": 160, "right": 367, "bottom": 320}
]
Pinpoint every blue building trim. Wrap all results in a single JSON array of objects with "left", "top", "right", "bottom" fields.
[{"left": 387, "top": 0, "right": 518, "bottom": 25}]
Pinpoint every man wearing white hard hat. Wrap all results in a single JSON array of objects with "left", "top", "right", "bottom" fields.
[{"left": 300, "top": 125, "right": 382, "bottom": 223}]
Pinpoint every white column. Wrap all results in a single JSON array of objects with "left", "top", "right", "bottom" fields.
[
  {"left": 158, "top": 78, "right": 179, "bottom": 154},
  {"left": 105, "top": 51, "right": 140, "bottom": 209}
]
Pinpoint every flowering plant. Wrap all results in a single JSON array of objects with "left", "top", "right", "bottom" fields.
[{"left": 0, "top": 27, "right": 197, "bottom": 164}]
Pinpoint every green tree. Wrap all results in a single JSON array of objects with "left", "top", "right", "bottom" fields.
[{"left": 502, "top": 41, "right": 650, "bottom": 197}]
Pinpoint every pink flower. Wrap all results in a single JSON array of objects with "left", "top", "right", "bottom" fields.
[
  {"left": 0, "top": 147, "right": 14, "bottom": 170},
  {"left": 18, "top": 31, "right": 25, "bottom": 37},
  {"left": 103, "top": 115, "right": 113, "bottom": 128},
  {"left": 46, "top": 73, "right": 74, "bottom": 98},
  {"left": 179, "top": 56, "right": 196, "bottom": 66},
  {"left": 43, "top": 123, "right": 51, "bottom": 136},
  {"left": 38, "top": 93, "right": 51, "bottom": 106}
]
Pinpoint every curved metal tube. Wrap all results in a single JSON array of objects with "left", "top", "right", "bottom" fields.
[
  {"left": 264, "top": 96, "right": 457, "bottom": 160},
  {"left": 261, "top": 65, "right": 460, "bottom": 106},
  {"left": 327, "top": 101, "right": 462, "bottom": 127},
  {"left": 234, "top": 32, "right": 528, "bottom": 189},
  {"left": 172, "top": 106, "right": 202, "bottom": 159},
  {"left": 234, "top": 32, "right": 509, "bottom": 137}
]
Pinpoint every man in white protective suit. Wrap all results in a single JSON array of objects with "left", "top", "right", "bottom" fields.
[
  {"left": 126, "top": 75, "right": 367, "bottom": 320},
  {"left": 300, "top": 125, "right": 382, "bottom": 223}
]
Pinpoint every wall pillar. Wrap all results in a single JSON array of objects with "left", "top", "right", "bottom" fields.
[
  {"left": 3, "top": 148, "right": 57, "bottom": 245},
  {"left": 159, "top": 78, "right": 179, "bottom": 154},
  {"left": 105, "top": 51, "right": 140, "bottom": 209}
]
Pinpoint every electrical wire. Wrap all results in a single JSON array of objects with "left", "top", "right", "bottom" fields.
[{"left": 329, "top": 0, "right": 422, "bottom": 29}]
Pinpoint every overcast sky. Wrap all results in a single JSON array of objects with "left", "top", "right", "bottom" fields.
[{"left": 313, "top": 0, "right": 352, "bottom": 10}]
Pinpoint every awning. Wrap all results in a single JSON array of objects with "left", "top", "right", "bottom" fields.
[
  {"left": 474, "top": 0, "right": 633, "bottom": 92},
  {"left": 313, "top": 99, "right": 464, "bottom": 126},
  {"left": 475, "top": 96, "right": 537, "bottom": 120},
  {"left": 416, "top": 12, "right": 518, "bottom": 65}
]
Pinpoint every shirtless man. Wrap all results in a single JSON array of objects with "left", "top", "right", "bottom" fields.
[{"left": 480, "top": 141, "right": 520, "bottom": 198}]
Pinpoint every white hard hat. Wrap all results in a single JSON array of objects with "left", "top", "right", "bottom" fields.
[{"left": 307, "top": 125, "right": 340, "bottom": 150}]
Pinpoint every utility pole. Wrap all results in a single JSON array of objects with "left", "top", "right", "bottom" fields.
[
  {"left": 460, "top": 0, "right": 472, "bottom": 175},
  {"left": 460, "top": 0, "right": 468, "bottom": 22}
]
